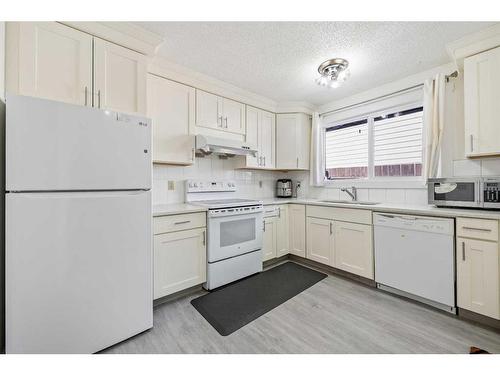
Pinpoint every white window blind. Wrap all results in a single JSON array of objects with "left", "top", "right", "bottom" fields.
[
  {"left": 325, "top": 119, "right": 368, "bottom": 178},
  {"left": 373, "top": 107, "right": 423, "bottom": 177},
  {"left": 323, "top": 105, "right": 423, "bottom": 180}
]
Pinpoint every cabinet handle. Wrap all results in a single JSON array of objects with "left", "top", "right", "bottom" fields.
[
  {"left": 263, "top": 156, "right": 266, "bottom": 166},
  {"left": 462, "top": 226, "right": 492, "bottom": 232},
  {"left": 84, "top": 86, "right": 88, "bottom": 106},
  {"left": 218, "top": 116, "right": 223, "bottom": 127},
  {"left": 470, "top": 134, "right": 474, "bottom": 152},
  {"left": 278, "top": 207, "right": 281, "bottom": 218},
  {"left": 263, "top": 220, "right": 266, "bottom": 232},
  {"left": 296, "top": 157, "right": 299, "bottom": 168},
  {"left": 97, "top": 90, "right": 101, "bottom": 109},
  {"left": 462, "top": 241, "right": 465, "bottom": 261},
  {"left": 224, "top": 117, "right": 228, "bottom": 128},
  {"left": 330, "top": 222, "right": 333, "bottom": 235},
  {"left": 174, "top": 220, "right": 191, "bottom": 225},
  {"left": 202, "top": 230, "right": 206, "bottom": 246},
  {"left": 259, "top": 156, "right": 263, "bottom": 166}
]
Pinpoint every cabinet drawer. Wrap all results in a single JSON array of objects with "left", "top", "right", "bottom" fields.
[
  {"left": 154, "top": 212, "right": 206, "bottom": 234},
  {"left": 306, "top": 205, "right": 372, "bottom": 225},
  {"left": 457, "top": 217, "right": 498, "bottom": 241}
]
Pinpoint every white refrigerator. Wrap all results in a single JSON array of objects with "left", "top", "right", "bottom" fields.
[{"left": 5, "top": 95, "right": 153, "bottom": 353}]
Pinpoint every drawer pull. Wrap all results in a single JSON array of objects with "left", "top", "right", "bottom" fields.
[
  {"left": 462, "top": 241, "right": 466, "bottom": 261},
  {"left": 202, "top": 230, "right": 206, "bottom": 246},
  {"left": 174, "top": 220, "right": 191, "bottom": 225},
  {"left": 461, "top": 226, "right": 492, "bottom": 232},
  {"left": 330, "top": 222, "right": 333, "bottom": 235}
]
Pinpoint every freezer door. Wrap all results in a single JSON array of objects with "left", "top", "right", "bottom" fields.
[
  {"left": 6, "top": 95, "right": 151, "bottom": 191},
  {"left": 6, "top": 190, "right": 152, "bottom": 353}
]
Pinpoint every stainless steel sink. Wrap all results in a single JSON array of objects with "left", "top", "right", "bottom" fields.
[{"left": 318, "top": 200, "right": 380, "bottom": 206}]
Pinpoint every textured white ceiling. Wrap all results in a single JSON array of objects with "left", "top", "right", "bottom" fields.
[{"left": 138, "top": 22, "right": 496, "bottom": 106}]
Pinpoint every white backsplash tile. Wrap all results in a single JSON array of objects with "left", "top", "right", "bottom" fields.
[
  {"left": 453, "top": 159, "right": 481, "bottom": 177},
  {"left": 404, "top": 189, "right": 428, "bottom": 205},
  {"left": 481, "top": 158, "right": 500, "bottom": 176},
  {"left": 368, "top": 189, "right": 387, "bottom": 203},
  {"left": 154, "top": 156, "right": 432, "bottom": 206}
]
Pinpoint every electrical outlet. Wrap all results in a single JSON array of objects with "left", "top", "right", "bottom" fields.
[{"left": 168, "top": 181, "right": 175, "bottom": 191}]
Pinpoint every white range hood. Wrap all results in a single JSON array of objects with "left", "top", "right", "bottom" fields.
[{"left": 195, "top": 134, "right": 257, "bottom": 157}]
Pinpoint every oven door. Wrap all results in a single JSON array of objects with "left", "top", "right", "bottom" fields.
[
  {"left": 427, "top": 178, "right": 481, "bottom": 207},
  {"left": 207, "top": 210, "right": 263, "bottom": 263}
]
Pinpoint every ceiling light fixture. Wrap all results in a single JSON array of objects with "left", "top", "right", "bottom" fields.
[{"left": 315, "top": 58, "right": 350, "bottom": 88}]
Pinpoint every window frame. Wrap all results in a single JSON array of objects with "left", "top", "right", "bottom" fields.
[{"left": 322, "top": 100, "right": 426, "bottom": 188}]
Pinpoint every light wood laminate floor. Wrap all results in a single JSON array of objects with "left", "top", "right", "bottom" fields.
[{"left": 103, "top": 262, "right": 500, "bottom": 354}]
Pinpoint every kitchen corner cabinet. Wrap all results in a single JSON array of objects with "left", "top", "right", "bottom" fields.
[
  {"left": 195, "top": 89, "right": 245, "bottom": 135},
  {"left": 244, "top": 106, "right": 276, "bottom": 168},
  {"left": 457, "top": 238, "right": 499, "bottom": 319},
  {"left": 306, "top": 217, "right": 334, "bottom": 266},
  {"left": 464, "top": 45, "right": 500, "bottom": 157},
  {"left": 333, "top": 221, "right": 373, "bottom": 279},
  {"left": 7, "top": 22, "right": 147, "bottom": 115},
  {"left": 276, "top": 113, "right": 311, "bottom": 170},
  {"left": 289, "top": 204, "right": 306, "bottom": 257},
  {"left": 147, "top": 74, "right": 195, "bottom": 165},
  {"left": 276, "top": 205, "right": 290, "bottom": 257},
  {"left": 262, "top": 217, "right": 277, "bottom": 262}
]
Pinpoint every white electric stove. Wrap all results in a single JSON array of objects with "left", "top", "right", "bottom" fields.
[{"left": 185, "top": 180, "right": 264, "bottom": 289}]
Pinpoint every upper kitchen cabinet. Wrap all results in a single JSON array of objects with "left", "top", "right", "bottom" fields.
[
  {"left": 93, "top": 38, "right": 147, "bottom": 115},
  {"left": 147, "top": 74, "right": 195, "bottom": 165},
  {"left": 195, "top": 89, "right": 246, "bottom": 135},
  {"left": 276, "top": 113, "right": 311, "bottom": 170},
  {"left": 464, "top": 45, "right": 500, "bottom": 157},
  {"left": 7, "top": 22, "right": 93, "bottom": 106},
  {"left": 241, "top": 106, "right": 275, "bottom": 169},
  {"left": 6, "top": 22, "right": 147, "bottom": 115}
]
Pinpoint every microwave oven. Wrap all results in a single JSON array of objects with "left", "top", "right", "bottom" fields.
[{"left": 428, "top": 177, "right": 500, "bottom": 209}]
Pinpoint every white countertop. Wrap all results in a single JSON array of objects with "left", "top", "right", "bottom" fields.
[
  {"left": 260, "top": 198, "right": 500, "bottom": 220},
  {"left": 153, "top": 203, "right": 207, "bottom": 217},
  {"left": 153, "top": 199, "right": 500, "bottom": 220}
]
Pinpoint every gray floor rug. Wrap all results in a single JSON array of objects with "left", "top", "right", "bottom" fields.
[{"left": 191, "top": 261, "right": 327, "bottom": 336}]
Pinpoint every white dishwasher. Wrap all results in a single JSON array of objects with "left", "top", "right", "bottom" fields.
[{"left": 373, "top": 213, "right": 456, "bottom": 313}]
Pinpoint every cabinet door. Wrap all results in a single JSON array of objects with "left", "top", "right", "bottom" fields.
[
  {"left": 333, "top": 221, "right": 373, "bottom": 279},
  {"left": 297, "top": 113, "right": 311, "bottom": 169},
  {"left": 289, "top": 204, "right": 306, "bottom": 257},
  {"left": 222, "top": 97, "right": 245, "bottom": 134},
  {"left": 195, "top": 90, "right": 221, "bottom": 129},
  {"left": 147, "top": 74, "right": 195, "bottom": 165},
  {"left": 276, "top": 114, "right": 298, "bottom": 169},
  {"left": 93, "top": 38, "right": 147, "bottom": 115},
  {"left": 457, "top": 238, "right": 499, "bottom": 319},
  {"left": 17, "top": 22, "right": 93, "bottom": 105},
  {"left": 245, "top": 106, "right": 260, "bottom": 167},
  {"left": 154, "top": 228, "right": 206, "bottom": 299},
  {"left": 260, "top": 110, "right": 276, "bottom": 168},
  {"left": 464, "top": 46, "right": 500, "bottom": 157},
  {"left": 262, "top": 217, "right": 277, "bottom": 262},
  {"left": 306, "top": 217, "right": 333, "bottom": 266},
  {"left": 276, "top": 205, "right": 289, "bottom": 257}
]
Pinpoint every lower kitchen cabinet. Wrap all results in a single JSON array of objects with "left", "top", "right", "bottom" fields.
[
  {"left": 306, "top": 217, "right": 334, "bottom": 266},
  {"left": 153, "top": 227, "right": 206, "bottom": 299},
  {"left": 262, "top": 217, "right": 277, "bottom": 262},
  {"left": 457, "top": 237, "right": 500, "bottom": 319},
  {"left": 289, "top": 204, "right": 306, "bottom": 257},
  {"left": 333, "top": 221, "right": 374, "bottom": 279},
  {"left": 276, "top": 205, "right": 290, "bottom": 257}
]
